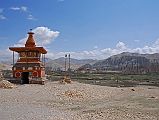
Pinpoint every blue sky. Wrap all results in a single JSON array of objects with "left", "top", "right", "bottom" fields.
[{"left": 1, "top": 0, "right": 159, "bottom": 60}]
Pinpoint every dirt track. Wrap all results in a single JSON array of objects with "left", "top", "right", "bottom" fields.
[{"left": 0, "top": 81, "right": 159, "bottom": 120}]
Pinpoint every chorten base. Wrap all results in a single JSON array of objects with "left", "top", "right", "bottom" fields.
[{"left": 8, "top": 77, "right": 46, "bottom": 85}]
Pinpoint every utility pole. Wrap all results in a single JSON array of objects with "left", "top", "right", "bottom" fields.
[
  {"left": 68, "top": 54, "right": 71, "bottom": 77},
  {"left": 13, "top": 51, "right": 14, "bottom": 66},
  {"left": 65, "top": 54, "right": 67, "bottom": 73},
  {"left": 68, "top": 54, "right": 70, "bottom": 71},
  {"left": 62, "top": 54, "right": 72, "bottom": 84}
]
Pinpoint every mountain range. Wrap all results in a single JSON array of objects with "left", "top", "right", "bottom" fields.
[
  {"left": 45, "top": 57, "right": 97, "bottom": 70},
  {"left": 78, "top": 52, "right": 159, "bottom": 74},
  {"left": 1, "top": 52, "right": 159, "bottom": 74}
]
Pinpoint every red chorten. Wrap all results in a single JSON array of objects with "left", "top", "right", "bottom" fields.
[{"left": 9, "top": 31, "right": 47, "bottom": 84}]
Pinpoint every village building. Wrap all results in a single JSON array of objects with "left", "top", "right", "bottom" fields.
[{"left": 9, "top": 31, "right": 47, "bottom": 84}]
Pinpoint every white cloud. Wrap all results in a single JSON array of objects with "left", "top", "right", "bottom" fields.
[
  {"left": 33, "top": 27, "right": 60, "bottom": 46},
  {"left": 10, "top": 6, "right": 37, "bottom": 20},
  {"left": 14, "top": 26, "right": 60, "bottom": 47},
  {"left": 10, "top": 7, "right": 20, "bottom": 11},
  {"left": 116, "top": 41, "right": 127, "bottom": 50},
  {"left": 45, "top": 39, "right": 159, "bottom": 60},
  {"left": 153, "top": 38, "right": 159, "bottom": 47},
  {"left": 10, "top": 6, "right": 37, "bottom": 21},
  {"left": 21, "top": 6, "right": 27, "bottom": 12},
  {"left": 27, "top": 14, "right": 36, "bottom": 20},
  {"left": 10, "top": 6, "right": 28, "bottom": 12},
  {"left": 0, "top": 15, "right": 6, "bottom": 20}
]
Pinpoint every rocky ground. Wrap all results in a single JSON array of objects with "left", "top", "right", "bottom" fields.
[{"left": 0, "top": 81, "right": 159, "bottom": 120}]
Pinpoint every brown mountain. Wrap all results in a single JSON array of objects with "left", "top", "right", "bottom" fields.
[
  {"left": 80, "top": 52, "right": 159, "bottom": 74},
  {"left": 46, "top": 57, "right": 97, "bottom": 71}
]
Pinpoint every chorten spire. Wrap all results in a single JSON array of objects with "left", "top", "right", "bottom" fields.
[{"left": 25, "top": 29, "right": 36, "bottom": 47}]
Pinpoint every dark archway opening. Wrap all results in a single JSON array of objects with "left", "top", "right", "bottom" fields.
[{"left": 21, "top": 72, "right": 29, "bottom": 84}]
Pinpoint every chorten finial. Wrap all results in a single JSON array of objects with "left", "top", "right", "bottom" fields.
[{"left": 25, "top": 30, "right": 36, "bottom": 47}]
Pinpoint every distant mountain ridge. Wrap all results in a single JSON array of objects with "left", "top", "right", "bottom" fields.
[
  {"left": 1, "top": 52, "right": 159, "bottom": 73},
  {"left": 79, "top": 52, "right": 159, "bottom": 74},
  {"left": 0, "top": 57, "right": 97, "bottom": 71},
  {"left": 111, "top": 52, "right": 159, "bottom": 61},
  {"left": 46, "top": 57, "right": 97, "bottom": 70}
]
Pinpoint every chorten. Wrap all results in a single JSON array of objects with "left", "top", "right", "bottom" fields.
[{"left": 9, "top": 31, "right": 47, "bottom": 84}]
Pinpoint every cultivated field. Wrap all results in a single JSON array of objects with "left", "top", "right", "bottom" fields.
[{"left": 48, "top": 72, "right": 159, "bottom": 87}]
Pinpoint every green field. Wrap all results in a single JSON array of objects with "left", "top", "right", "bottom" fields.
[{"left": 47, "top": 72, "right": 159, "bottom": 87}]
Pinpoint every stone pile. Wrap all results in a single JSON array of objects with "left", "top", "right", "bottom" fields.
[
  {"left": 59, "top": 76, "right": 72, "bottom": 84},
  {"left": 0, "top": 80, "right": 16, "bottom": 89}
]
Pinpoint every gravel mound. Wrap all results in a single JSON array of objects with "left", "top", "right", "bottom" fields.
[{"left": 0, "top": 80, "right": 16, "bottom": 89}]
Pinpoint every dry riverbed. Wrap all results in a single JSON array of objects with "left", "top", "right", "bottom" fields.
[{"left": 0, "top": 81, "right": 159, "bottom": 120}]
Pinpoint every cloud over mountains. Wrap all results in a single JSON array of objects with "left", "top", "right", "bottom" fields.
[{"left": 47, "top": 40, "right": 159, "bottom": 60}]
